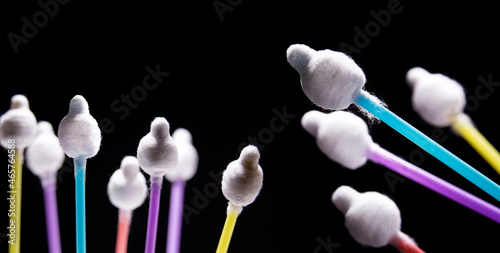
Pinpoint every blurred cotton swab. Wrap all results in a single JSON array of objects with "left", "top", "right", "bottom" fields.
[
  {"left": 137, "top": 117, "right": 178, "bottom": 253},
  {"left": 26, "top": 121, "right": 65, "bottom": 253},
  {"left": 407, "top": 67, "right": 500, "bottom": 175},
  {"left": 164, "top": 128, "right": 199, "bottom": 253},
  {"left": 332, "top": 186, "right": 425, "bottom": 253},
  {"left": 58, "top": 95, "right": 101, "bottom": 253},
  {"left": 216, "top": 145, "right": 263, "bottom": 253},
  {"left": 1, "top": 95, "right": 38, "bottom": 253},
  {"left": 302, "top": 110, "right": 500, "bottom": 223},
  {"left": 287, "top": 44, "right": 500, "bottom": 202},
  {"left": 108, "top": 156, "right": 148, "bottom": 253}
]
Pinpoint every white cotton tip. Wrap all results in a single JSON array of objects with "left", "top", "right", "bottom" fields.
[
  {"left": 0, "top": 95, "right": 38, "bottom": 149},
  {"left": 137, "top": 117, "right": 178, "bottom": 177},
  {"left": 332, "top": 186, "right": 401, "bottom": 248},
  {"left": 301, "top": 110, "right": 372, "bottom": 170},
  {"left": 26, "top": 122, "right": 65, "bottom": 179},
  {"left": 286, "top": 44, "right": 366, "bottom": 110},
  {"left": 301, "top": 110, "right": 324, "bottom": 137},
  {"left": 57, "top": 95, "right": 101, "bottom": 159},
  {"left": 406, "top": 67, "right": 466, "bottom": 127},
  {"left": 108, "top": 156, "right": 148, "bottom": 211},
  {"left": 222, "top": 145, "right": 263, "bottom": 207},
  {"left": 331, "top": 185, "right": 360, "bottom": 215},
  {"left": 165, "top": 128, "right": 199, "bottom": 182},
  {"left": 405, "top": 67, "right": 429, "bottom": 89}
]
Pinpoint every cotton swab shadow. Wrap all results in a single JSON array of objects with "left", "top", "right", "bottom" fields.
[
  {"left": 302, "top": 110, "right": 500, "bottom": 223},
  {"left": 1, "top": 94, "right": 38, "bottom": 253},
  {"left": 58, "top": 95, "right": 101, "bottom": 253},
  {"left": 287, "top": 44, "right": 500, "bottom": 202},
  {"left": 137, "top": 117, "right": 178, "bottom": 253},
  {"left": 406, "top": 67, "right": 500, "bottom": 176},
  {"left": 164, "top": 128, "right": 199, "bottom": 253},
  {"left": 26, "top": 122, "right": 65, "bottom": 253}
]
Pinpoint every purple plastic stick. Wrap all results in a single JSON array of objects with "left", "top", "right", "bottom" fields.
[
  {"left": 43, "top": 181, "right": 62, "bottom": 253},
  {"left": 368, "top": 144, "right": 500, "bottom": 223},
  {"left": 166, "top": 180, "right": 186, "bottom": 253},
  {"left": 144, "top": 176, "right": 163, "bottom": 253}
]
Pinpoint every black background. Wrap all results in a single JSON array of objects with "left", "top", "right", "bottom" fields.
[{"left": 2, "top": 0, "right": 500, "bottom": 252}]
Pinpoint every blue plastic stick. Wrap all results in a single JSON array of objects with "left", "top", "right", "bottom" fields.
[
  {"left": 354, "top": 90, "right": 500, "bottom": 202},
  {"left": 74, "top": 157, "right": 87, "bottom": 253}
]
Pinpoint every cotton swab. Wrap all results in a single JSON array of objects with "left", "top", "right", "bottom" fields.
[
  {"left": 137, "top": 117, "right": 178, "bottom": 253},
  {"left": 58, "top": 95, "right": 102, "bottom": 253},
  {"left": 407, "top": 67, "right": 500, "bottom": 175},
  {"left": 26, "top": 121, "right": 65, "bottom": 253},
  {"left": 332, "top": 186, "right": 425, "bottom": 253},
  {"left": 302, "top": 110, "right": 500, "bottom": 223},
  {"left": 216, "top": 145, "right": 263, "bottom": 253},
  {"left": 108, "top": 156, "right": 148, "bottom": 253},
  {"left": 1, "top": 94, "right": 38, "bottom": 253},
  {"left": 287, "top": 44, "right": 500, "bottom": 202},
  {"left": 164, "top": 128, "right": 199, "bottom": 253}
]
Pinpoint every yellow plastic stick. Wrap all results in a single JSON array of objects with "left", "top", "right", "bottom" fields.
[
  {"left": 9, "top": 149, "right": 23, "bottom": 253},
  {"left": 215, "top": 203, "right": 242, "bottom": 253},
  {"left": 451, "top": 114, "right": 500, "bottom": 175}
]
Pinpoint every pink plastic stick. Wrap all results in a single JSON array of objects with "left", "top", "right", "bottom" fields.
[{"left": 115, "top": 210, "right": 132, "bottom": 253}]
